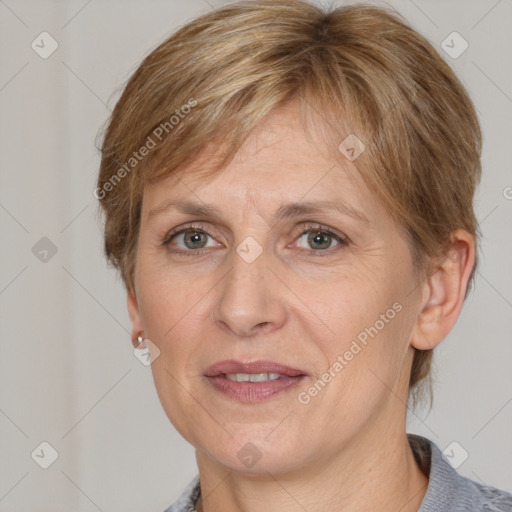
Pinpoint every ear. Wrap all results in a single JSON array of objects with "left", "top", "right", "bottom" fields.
[
  {"left": 127, "top": 287, "right": 144, "bottom": 349},
  {"left": 411, "top": 229, "right": 476, "bottom": 351}
]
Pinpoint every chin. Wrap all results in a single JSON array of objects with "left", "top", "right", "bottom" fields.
[{"left": 195, "top": 427, "right": 312, "bottom": 476}]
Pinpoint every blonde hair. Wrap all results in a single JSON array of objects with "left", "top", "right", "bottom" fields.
[{"left": 96, "top": 0, "right": 482, "bottom": 408}]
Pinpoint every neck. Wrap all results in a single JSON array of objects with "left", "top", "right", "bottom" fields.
[{"left": 194, "top": 427, "right": 429, "bottom": 512}]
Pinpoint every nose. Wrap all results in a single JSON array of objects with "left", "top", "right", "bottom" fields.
[{"left": 211, "top": 242, "right": 287, "bottom": 338}]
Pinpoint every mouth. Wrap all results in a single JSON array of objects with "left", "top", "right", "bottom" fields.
[{"left": 204, "top": 360, "right": 308, "bottom": 403}]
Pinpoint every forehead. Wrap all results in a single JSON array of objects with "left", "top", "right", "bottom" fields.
[{"left": 141, "top": 100, "right": 375, "bottom": 213}]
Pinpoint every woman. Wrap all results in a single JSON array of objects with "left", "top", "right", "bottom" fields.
[{"left": 96, "top": 1, "right": 512, "bottom": 510}]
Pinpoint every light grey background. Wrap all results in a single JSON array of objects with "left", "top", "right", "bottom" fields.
[{"left": 0, "top": 0, "right": 511, "bottom": 510}]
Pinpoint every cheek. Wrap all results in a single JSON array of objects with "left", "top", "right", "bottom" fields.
[
  {"left": 149, "top": 359, "right": 201, "bottom": 447},
  {"left": 138, "top": 264, "right": 201, "bottom": 332},
  {"left": 305, "top": 265, "right": 413, "bottom": 388},
  {"left": 299, "top": 300, "right": 410, "bottom": 434},
  {"left": 138, "top": 272, "right": 207, "bottom": 442},
  {"left": 304, "top": 272, "right": 394, "bottom": 342},
  {"left": 137, "top": 266, "right": 219, "bottom": 385}
]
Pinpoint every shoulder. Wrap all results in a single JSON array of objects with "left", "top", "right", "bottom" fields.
[
  {"left": 162, "top": 474, "right": 200, "bottom": 512},
  {"left": 468, "top": 480, "right": 512, "bottom": 512},
  {"left": 408, "top": 434, "right": 512, "bottom": 512},
  {"left": 450, "top": 476, "right": 512, "bottom": 512}
]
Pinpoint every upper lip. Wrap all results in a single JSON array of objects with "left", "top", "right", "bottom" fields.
[{"left": 204, "top": 359, "right": 307, "bottom": 377}]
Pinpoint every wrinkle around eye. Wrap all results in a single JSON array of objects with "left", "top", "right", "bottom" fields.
[{"left": 144, "top": 209, "right": 374, "bottom": 256}]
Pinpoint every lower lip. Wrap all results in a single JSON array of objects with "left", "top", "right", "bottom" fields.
[{"left": 206, "top": 375, "right": 306, "bottom": 403}]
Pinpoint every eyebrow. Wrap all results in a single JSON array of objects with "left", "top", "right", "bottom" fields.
[{"left": 147, "top": 198, "right": 370, "bottom": 225}]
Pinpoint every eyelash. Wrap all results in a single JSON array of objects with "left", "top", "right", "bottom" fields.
[{"left": 161, "top": 222, "right": 348, "bottom": 258}]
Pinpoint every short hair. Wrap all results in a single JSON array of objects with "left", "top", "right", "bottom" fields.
[{"left": 96, "top": 0, "right": 482, "bottom": 409}]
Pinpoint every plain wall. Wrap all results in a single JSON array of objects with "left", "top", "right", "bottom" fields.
[{"left": 0, "top": 0, "right": 511, "bottom": 510}]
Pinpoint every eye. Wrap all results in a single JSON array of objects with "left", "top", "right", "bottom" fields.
[
  {"left": 161, "top": 222, "right": 348, "bottom": 257},
  {"left": 295, "top": 224, "right": 348, "bottom": 256},
  {"left": 162, "top": 223, "right": 218, "bottom": 255}
]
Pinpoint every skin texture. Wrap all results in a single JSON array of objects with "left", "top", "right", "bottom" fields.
[{"left": 127, "top": 99, "right": 475, "bottom": 512}]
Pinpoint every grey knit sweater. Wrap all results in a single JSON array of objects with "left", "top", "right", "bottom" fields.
[{"left": 163, "top": 434, "right": 512, "bottom": 511}]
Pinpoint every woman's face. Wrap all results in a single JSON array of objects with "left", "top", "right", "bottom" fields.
[{"left": 129, "top": 100, "right": 424, "bottom": 475}]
